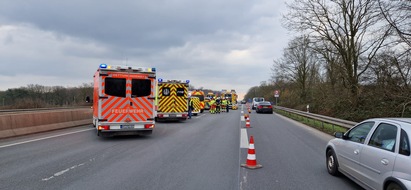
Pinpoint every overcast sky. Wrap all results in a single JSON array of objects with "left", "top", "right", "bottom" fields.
[{"left": 0, "top": 0, "right": 292, "bottom": 99}]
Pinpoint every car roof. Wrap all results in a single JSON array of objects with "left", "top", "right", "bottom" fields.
[
  {"left": 364, "top": 118, "right": 411, "bottom": 132},
  {"left": 366, "top": 118, "right": 411, "bottom": 124}
]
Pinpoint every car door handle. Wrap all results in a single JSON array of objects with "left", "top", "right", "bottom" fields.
[
  {"left": 354, "top": 150, "right": 359, "bottom": 155},
  {"left": 381, "top": 159, "right": 389, "bottom": 165}
]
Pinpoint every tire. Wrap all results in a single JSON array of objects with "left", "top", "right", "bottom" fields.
[
  {"left": 326, "top": 149, "right": 340, "bottom": 176},
  {"left": 386, "top": 182, "right": 403, "bottom": 190}
]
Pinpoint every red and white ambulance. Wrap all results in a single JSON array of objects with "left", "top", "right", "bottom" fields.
[{"left": 92, "top": 64, "right": 156, "bottom": 137}]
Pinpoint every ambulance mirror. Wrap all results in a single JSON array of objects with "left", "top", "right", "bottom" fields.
[{"left": 85, "top": 96, "right": 91, "bottom": 103}]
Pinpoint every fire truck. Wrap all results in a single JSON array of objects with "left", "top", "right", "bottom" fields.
[
  {"left": 204, "top": 92, "right": 215, "bottom": 110},
  {"left": 190, "top": 90, "right": 205, "bottom": 113},
  {"left": 230, "top": 89, "right": 238, "bottom": 110},
  {"left": 220, "top": 89, "right": 238, "bottom": 109},
  {"left": 190, "top": 96, "right": 201, "bottom": 115},
  {"left": 92, "top": 64, "right": 156, "bottom": 137},
  {"left": 156, "top": 79, "right": 189, "bottom": 121}
]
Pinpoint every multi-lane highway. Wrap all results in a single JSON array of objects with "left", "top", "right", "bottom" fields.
[{"left": 0, "top": 105, "right": 362, "bottom": 190}]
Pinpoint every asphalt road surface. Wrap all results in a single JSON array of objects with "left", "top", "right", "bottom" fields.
[{"left": 0, "top": 105, "right": 363, "bottom": 190}]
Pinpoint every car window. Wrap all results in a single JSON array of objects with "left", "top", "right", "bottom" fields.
[
  {"left": 368, "top": 123, "right": 397, "bottom": 152},
  {"left": 399, "top": 129, "right": 410, "bottom": 156},
  {"left": 346, "top": 121, "right": 374, "bottom": 144}
]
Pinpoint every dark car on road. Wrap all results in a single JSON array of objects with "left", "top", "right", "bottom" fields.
[{"left": 255, "top": 101, "right": 273, "bottom": 114}]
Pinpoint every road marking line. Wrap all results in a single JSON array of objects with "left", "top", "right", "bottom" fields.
[
  {"left": 240, "top": 129, "right": 249, "bottom": 148},
  {"left": 42, "top": 162, "right": 87, "bottom": 181},
  {"left": 240, "top": 116, "right": 245, "bottom": 121},
  {"left": 0, "top": 128, "right": 94, "bottom": 149}
]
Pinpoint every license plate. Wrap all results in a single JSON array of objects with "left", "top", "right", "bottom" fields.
[
  {"left": 121, "top": 125, "right": 134, "bottom": 129},
  {"left": 169, "top": 114, "right": 176, "bottom": 117}
]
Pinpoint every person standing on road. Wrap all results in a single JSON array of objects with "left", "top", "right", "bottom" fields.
[
  {"left": 188, "top": 98, "right": 193, "bottom": 119},
  {"left": 215, "top": 98, "right": 221, "bottom": 114},
  {"left": 226, "top": 99, "right": 230, "bottom": 113},
  {"left": 210, "top": 98, "right": 216, "bottom": 114},
  {"left": 222, "top": 98, "right": 227, "bottom": 112}
]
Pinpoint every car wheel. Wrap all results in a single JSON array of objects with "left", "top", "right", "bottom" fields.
[
  {"left": 386, "top": 182, "right": 403, "bottom": 190},
  {"left": 326, "top": 149, "right": 340, "bottom": 176}
]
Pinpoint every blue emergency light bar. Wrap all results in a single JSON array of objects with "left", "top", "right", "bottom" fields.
[
  {"left": 186, "top": 80, "right": 190, "bottom": 84},
  {"left": 158, "top": 78, "right": 163, "bottom": 82},
  {"left": 100, "top": 64, "right": 107, "bottom": 68}
]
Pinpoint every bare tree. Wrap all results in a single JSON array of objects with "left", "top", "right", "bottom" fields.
[
  {"left": 378, "top": 0, "right": 411, "bottom": 50},
  {"left": 272, "top": 35, "right": 318, "bottom": 103},
  {"left": 284, "top": 0, "right": 391, "bottom": 107}
]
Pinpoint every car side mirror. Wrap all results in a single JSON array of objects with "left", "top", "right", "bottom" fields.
[{"left": 334, "top": 132, "right": 344, "bottom": 139}]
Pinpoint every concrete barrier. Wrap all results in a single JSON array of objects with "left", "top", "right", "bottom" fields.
[{"left": 0, "top": 108, "right": 92, "bottom": 139}]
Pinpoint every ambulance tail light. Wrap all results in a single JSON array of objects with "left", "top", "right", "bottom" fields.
[
  {"left": 144, "top": 124, "right": 155, "bottom": 129},
  {"left": 182, "top": 114, "right": 188, "bottom": 118},
  {"left": 157, "top": 114, "right": 164, "bottom": 118},
  {"left": 98, "top": 125, "right": 110, "bottom": 130}
]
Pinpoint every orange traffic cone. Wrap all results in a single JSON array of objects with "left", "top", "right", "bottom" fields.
[
  {"left": 245, "top": 117, "right": 251, "bottom": 128},
  {"left": 244, "top": 113, "right": 249, "bottom": 119},
  {"left": 248, "top": 108, "right": 251, "bottom": 113},
  {"left": 241, "top": 136, "right": 262, "bottom": 169}
]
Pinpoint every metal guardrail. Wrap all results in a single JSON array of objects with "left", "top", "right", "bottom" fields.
[
  {"left": 275, "top": 106, "right": 358, "bottom": 129},
  {"left": 0, "top": 106, "right": 91, "bottom": 114}
]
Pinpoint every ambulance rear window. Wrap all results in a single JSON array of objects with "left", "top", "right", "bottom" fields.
[
  {"left": 105, "top": 78, "right": 126, "bottom": 97},
  {"left": 132, "top": 79, "right": 151, "bottom": 97}
]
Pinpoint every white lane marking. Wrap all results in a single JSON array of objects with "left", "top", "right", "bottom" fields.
[
  {"left": 0, "top": 128, "right": 94, "bottom": 149},
  {"left": 42, "top": 162, "right": 87, "bottom": 181},
  {"left": 196, "top": 113, "right": 206, "bottom": 118},
  {"left": 241, "top": 111, "right": 244, "bottom": 114},
  {"left": 240, "top": 129, "right": 249, "bottom": 148},
  {"left": 240, "top": 116, "right": 245, "bottom": 121}
]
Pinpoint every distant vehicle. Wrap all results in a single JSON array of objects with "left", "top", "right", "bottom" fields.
[
  {"left": 326, "top": 118, "right": 411, "bottom": 190},
  {"left": 252, "top": 97, "right": 265, "bottom": 110},
  {"left": 191, "top": 90, "right": 205, "bottom": 113},
  {"left": 241, "top": 100, "right": 246, "bottom": 104},
  {"left": 255, "top": 101, "right": 273, "bottom": 114},
  {"left": 190, "top": 96, "right": 201, "bottom": 116}
]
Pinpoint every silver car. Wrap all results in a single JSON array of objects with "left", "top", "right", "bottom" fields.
[{"left": 326, "top": 118, "right": 411, "bottom": 190}]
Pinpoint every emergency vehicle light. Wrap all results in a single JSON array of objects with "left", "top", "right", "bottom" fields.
[
  {"left": 186, "top": 80, "right": 190, "bottom": 84},
  {"left": 152, "top": 68, "right": 156, "bottom": 72},
  {"left": 100, "top": 64, "right": 107, "bottom": 69},
  {"left": 158, "top": 78, "right": 163, "bottom": 82}
]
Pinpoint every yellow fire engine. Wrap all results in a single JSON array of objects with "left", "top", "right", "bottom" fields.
[
  {"left": 156, "top": 79, "right": 189, "bottom": 121},
  {"left": 190, "top": 90, "right": 205, "bottom": 113},
  {"left": 92, "top": 64, "right": 156, "bottom": 137},
  {"left": 230, "top": 89, "right": 238, "bottom": 110},
  {"left": 190, "top": 96, "right": 201, "bottom": 115}
]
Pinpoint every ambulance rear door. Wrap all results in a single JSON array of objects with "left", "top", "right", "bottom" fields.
[{"left": 99, "top": 72, "right": 155, "bottom": 128}]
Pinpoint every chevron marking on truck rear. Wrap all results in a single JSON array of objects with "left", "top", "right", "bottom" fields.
[{"left": 159, "top": 83, "right": 187, "bottom": 113}]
